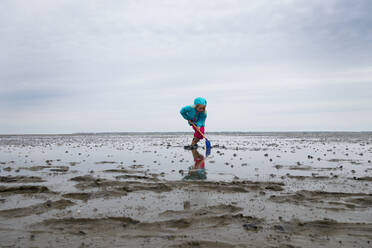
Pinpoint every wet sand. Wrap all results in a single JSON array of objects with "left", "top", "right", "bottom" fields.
[{"left": 0, "top": 132, "right": 371, "bottom": 247}]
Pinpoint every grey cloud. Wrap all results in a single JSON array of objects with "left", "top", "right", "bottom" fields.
[{"left": 0, "top": 0, "right": 371, "bottom": 133}]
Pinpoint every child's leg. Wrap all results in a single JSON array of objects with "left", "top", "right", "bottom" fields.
[
  {"left": 191, "top": 137, "right": 200, "bottom": 145},
  {"left": 192, "top": 126, "right": 204, "bottom": 145}
]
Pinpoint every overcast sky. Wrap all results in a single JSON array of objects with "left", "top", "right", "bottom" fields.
[{"left": 1, "top": 0, "right": 372, "bottom": 134}]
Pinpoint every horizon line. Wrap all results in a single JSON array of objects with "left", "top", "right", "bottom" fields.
[{"left": 1, "top": 131, "right": 372, "bottom": 136}]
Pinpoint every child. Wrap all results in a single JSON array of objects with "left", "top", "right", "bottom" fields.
[{"left": 180, "top": 97, "right": 207, "bottom": 150}]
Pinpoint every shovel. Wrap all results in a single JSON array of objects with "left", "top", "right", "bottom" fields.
[{"left": 190, "top": 122, "right": 211, "bottom": 156}]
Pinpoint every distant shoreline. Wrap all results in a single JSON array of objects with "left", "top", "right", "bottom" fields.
[{"left": 1, "top": 131, "right": 372, "bottom": 137}]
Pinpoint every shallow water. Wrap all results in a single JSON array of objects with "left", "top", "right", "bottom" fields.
[{"left": 1, "top": 132, "right": 371, "bottom": 187}]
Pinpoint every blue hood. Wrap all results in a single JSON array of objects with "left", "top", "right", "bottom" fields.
[{"left": 194, "top": 97, "right": 207, "bottom": 106}]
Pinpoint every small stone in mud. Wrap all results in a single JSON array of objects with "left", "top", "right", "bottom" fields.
[
  {"left": 273, "top": 225, "right": 285, "bottom": 232},
  {"left": 274, "top": 165, "right": 283, "bottom": 169},
  {"left": 243, "top": 223, "right": 261, "bottom": 231}
]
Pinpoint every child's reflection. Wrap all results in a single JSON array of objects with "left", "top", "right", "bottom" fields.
[{"left": 183, "top": 149, "right": 207, "bottom": 180}]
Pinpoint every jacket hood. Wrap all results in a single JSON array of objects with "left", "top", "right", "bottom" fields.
[{"left": 194, "top": 97, "right": 207, "bottom": 106}]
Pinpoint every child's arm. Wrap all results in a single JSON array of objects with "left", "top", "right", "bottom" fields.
[
  {"left": 196, "top": 112, "right": 207, "bottom": 127},
  {"left": 180, "top": 106, "right": 192, "bottom": 120}
]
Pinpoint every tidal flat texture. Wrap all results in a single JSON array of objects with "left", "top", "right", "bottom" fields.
[{"left": 0, "top": 132, "right": 371, "bottom": 247}]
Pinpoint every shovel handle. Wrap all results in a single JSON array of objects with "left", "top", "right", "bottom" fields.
[{"left": 189, "top": 121, "right": 208, "bottom": 140}]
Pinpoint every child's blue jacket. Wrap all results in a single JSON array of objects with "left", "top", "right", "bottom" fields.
[{"left": 180, "top": 106, "right": 207, "bottom": 127}]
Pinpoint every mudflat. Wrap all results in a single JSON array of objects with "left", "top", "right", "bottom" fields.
[{"left": 0, "top": 132, "right": 371, "bottom": 247}]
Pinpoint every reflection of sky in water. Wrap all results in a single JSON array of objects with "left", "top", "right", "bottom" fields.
[{"left": 0, "top": 133, "right": 371, "bottom": 193}]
